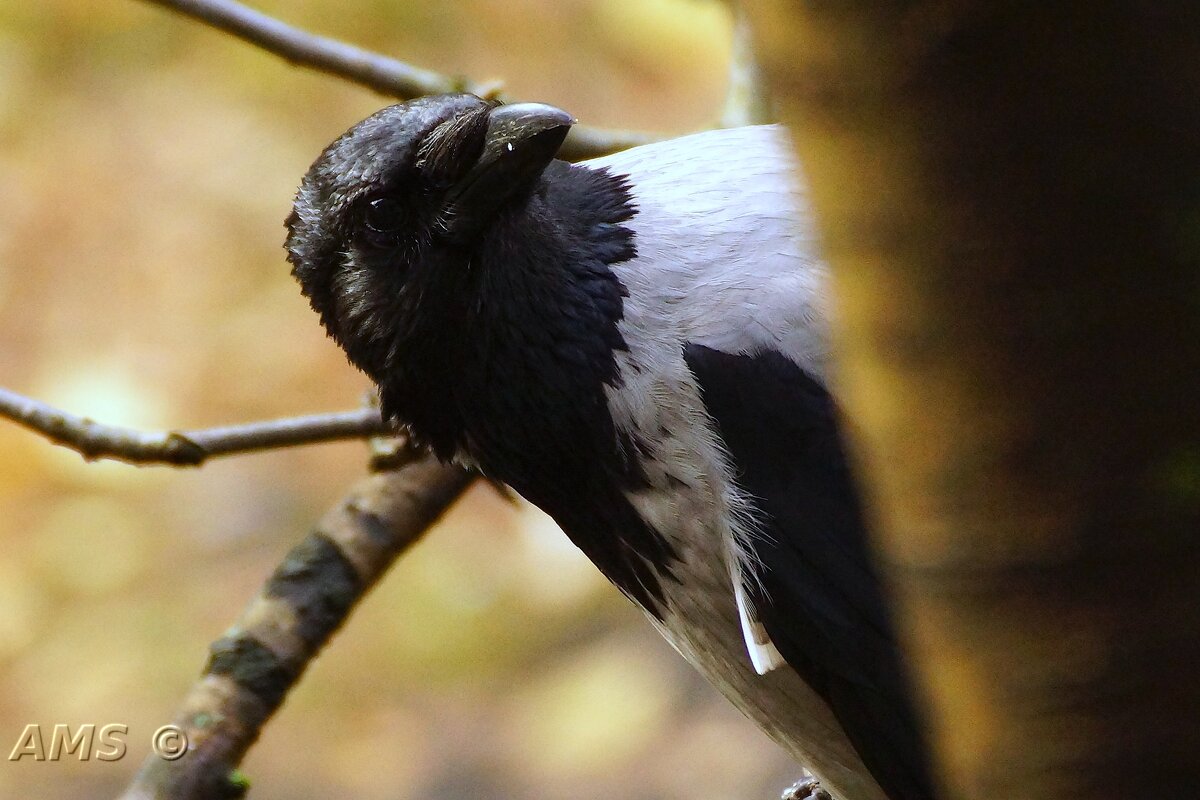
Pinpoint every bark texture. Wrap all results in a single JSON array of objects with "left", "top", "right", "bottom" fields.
[
  {"left": 119, "top": 457, "right": 473, "bottom": 800},
  {"left": 743, "top": 4, "right": 1200, "bottom": 798}
]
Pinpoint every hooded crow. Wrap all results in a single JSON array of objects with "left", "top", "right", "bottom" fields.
[{"left": 285, "top": 94, "right": 935, "bottom": 800}]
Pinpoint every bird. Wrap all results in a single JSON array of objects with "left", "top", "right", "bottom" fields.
[{"left": 285, "top": 94, "right": 936, "bottom": 800}]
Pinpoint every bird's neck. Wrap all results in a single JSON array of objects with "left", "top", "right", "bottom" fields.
[{"left": 379, "top": 162, "right": 639, "bottom": 469}]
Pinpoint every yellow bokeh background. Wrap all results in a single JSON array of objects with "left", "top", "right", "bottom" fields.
[{"left": 0, "top": 1, "right": 797, "bottom": 797}]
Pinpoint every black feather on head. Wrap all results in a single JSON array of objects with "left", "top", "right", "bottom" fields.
[
  {"left": 285, "top": 94, "right": 491, "bottom": 354},
  {"left": 285, "top": 94, "right": 582, "bottom": 397},
  {"left": 284, "top": 93, "right": 614, "bottom": 453},
  {"left": 285, "top": 94, "right": 677, "bottom": 612}
]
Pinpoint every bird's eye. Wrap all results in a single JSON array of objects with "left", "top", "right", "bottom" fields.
[{"left": 363, "top": 197, "right": 403, "bottom": 236}]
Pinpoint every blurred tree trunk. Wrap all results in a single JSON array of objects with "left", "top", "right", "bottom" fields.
[{"left": 742, "top": 4, "right": 1200, "bottom": 798}]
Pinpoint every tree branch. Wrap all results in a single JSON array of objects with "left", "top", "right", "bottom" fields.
[
  {"left": 746, "top": 2, "right": 1200, "bottom": 796},
  {"left": 0, "top": 387, "right": 388, "bottom": 466},
  {"left": 145, "top": 0, "right": 463, "bottom": 98},
  {"left": 720, "top": 3, "right": 772, "bottom": 127},
  {"left": 139, "top": 0, "right": 658, "bottom": 160},
  {"left": 117, "top": 455, "right": 475, "bottom": 800}
]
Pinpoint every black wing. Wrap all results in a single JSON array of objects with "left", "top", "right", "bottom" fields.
[{"left": 684, "top": 344, "right": 934, "bottom": 800}]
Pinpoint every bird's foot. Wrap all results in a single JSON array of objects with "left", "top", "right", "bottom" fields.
[{"left": 781, "top": 775, "right": 832, "bottom": 800}]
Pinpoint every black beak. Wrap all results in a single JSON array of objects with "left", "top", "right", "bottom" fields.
[{"left": 442, "top": 102, "right": 575, "bottom": 241}]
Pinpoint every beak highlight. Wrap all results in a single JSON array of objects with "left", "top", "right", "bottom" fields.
[
  {"left": 479, "top": 102, "right": 576, "bottom": 162},
  {"left": 442, "top": 102, "right": 575, "bottom": 240}
]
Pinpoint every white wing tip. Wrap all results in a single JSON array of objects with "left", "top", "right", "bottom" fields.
[
  {"left": 734, "top": 580, "right": 787, "bottom": 675},
  {"left": 747, "top": 637, "right": 786, "bottom": 676}
]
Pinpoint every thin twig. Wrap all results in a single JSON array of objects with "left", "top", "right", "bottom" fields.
[
  {"left": 145, "top": 0, "right": 461, "bottom": 97},
  {"left": 117, "top": 456, "right": 475, "bottom": 800},
  {"left": 559, "top": 123, "right": 659, "bottom": 163},
  {"left": 139, "top": 0, "right": 659, "bottom": 160},
  {"left": 0, "top": 386, "right": 388, "bottom": 466},
  {"left": 720, "top": 3, "right": 772, "bottom": 127}
]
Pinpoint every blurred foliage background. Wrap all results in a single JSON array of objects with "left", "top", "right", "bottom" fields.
[{"left": 0, "top": 1, "right": 799, "bottom": 797}]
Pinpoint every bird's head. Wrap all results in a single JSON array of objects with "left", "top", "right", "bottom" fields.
[{"left": 284, "top": 93, "right": 575, "bottom": 381}]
